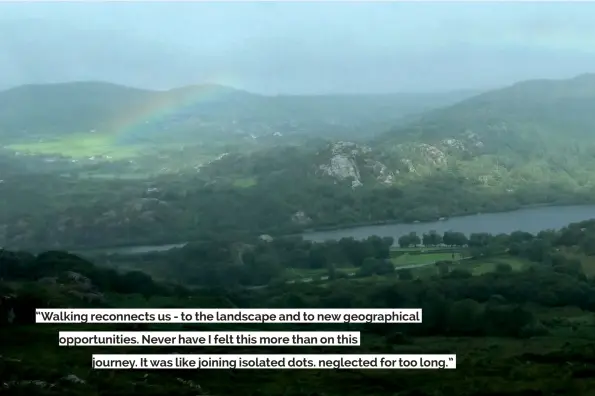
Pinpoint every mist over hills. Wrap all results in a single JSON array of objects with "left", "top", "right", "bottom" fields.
[
  {"left": 0, "top": 81, "right": 479, "bottom": 145},
  {"left": 3, "top": 73, "right": 595, "bottom": 250},
  {"left": 380, "top": 72, "right": 595, "bottom": 142},
  {"left": 190, "top": 73, "right": 595, "bottom": 229},
  {"left": 376, "top": 73, "right": 595, "bottom": 159},
  {"left": 197, "top": 72, "right": 595, "bottom": 184}
]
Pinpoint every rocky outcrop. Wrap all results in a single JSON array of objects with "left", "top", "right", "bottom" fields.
[
  {"left": 318, "top": 141, "right": 373, "bottom": 188},
  {"left": 364, "top": 159, "right": 395, "bottom": 185},
  {"left": 258, "top": 234, "right": 273, "bottom": 242},
  {"left": 292, "top": 211, "right": 312, "bottom": 225},
  {"left": 319, "top": 154, "right": 361, "bottom": 186}
]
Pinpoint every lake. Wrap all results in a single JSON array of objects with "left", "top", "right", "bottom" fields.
[
  {"left": 302, "top": 205, "right": 595, "bottom": 243},
  {"left": 84, "top": 205, "right": 595, "bottom": 255}
]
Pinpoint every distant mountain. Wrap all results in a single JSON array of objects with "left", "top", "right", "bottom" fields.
[
  {"left": 0, "top": 82, "right": 152, "bottom": 139},
  {"left": 0, "top": 82, "right": 248, "bottom": 138},
  {"left": 378, "top": 73, "right": 595, "bottom": 147},
  {"left": 0, "top": 81, "right": 479, "bottom": 145}
]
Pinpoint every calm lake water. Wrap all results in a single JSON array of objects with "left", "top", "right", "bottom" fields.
[
  {"left": 86, "top": 205, "right": 595, "bottom": 255},
  {"left": 302, "top": 205, "right": 595, "bottom": 243}
]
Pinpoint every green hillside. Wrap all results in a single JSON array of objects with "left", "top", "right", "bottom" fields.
[
  {"left": 0, "top": 81, "right": 477, "bottom": 148},
  {"left": 4, "top": 74, "right": 595, "bottom": 249},
  {"left": 378, "top": 73, "right": 595, "bottom": 150},
  {"left": 368, "top": 73, "right": 595, "bottom": 193}
]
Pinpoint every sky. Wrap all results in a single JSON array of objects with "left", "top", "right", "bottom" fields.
[{"left": 2, "top": 2, "right": 595, "bottom": 95}]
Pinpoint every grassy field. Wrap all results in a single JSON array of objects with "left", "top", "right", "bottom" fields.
[
  {"left": 391, "top": 251, "right": 462, "bottom": 266},
  {"left": 390, "top": 246, "right": 449, "bottom": 252},
  {"left": 287, "top": 248, "right": 533, "bottom": 282},
  {"left": 7, "top": 134, "right": 145, "bottom": 159},
  {"left": 288, "top": 248, "right": 464, "bottom": 282},
  {"left": 401, "top": 255, "right": 531, "bottom": 279},
  {"left": 454, "top": 256, "right": 530, "bottom": 275}
]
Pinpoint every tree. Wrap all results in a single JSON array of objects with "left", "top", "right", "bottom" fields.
[
  {"left": 495, "top": 263, "right": 513, "bottom": 274},
  {"left": 398, "top": 232, "right": 420, "bottom": 248},
  {"left": 423, "top": 230, "right": 442, "bottom": 246},
  {"left": 397, "top": 268, "right": 413, "bottom": 280},
  {"left": 436, "top": 260, "right": 451, "bottom": 277},
  {"left": 409, "top": 232, "right": 421, "bottom": 247},
  {"left": 339, "top": 237, "right": 374, "bottom": 267},
  {"left": 443, "top": 231, "right": 467, "bottom": 247},
  {"left": 557, "top": 226, "right": 584, "bottom": 247},
  {"left": 398, "top": 235, "right": 411, "bottom": 248},
  {"left": 367, "top": 235, "right": 392, "bottom": 259},
  {"left": 446, "top": 268, "right": 472, "bottom": 279},
  {"left": 447, "top": 299, "right": 482, "bottom": 335},
  {"left": 522, "top": 239, "right": 551, "bottom": 262},
  {"left": 308, "top": 245, "right": 328, "bottom": 269},
  {"left": 580, "top": 233, "right": 595, "bottom": 256},
  {"left": 468, "top": 233, "right": 493, "bottom": 248},
  {"left": 381, "top": 236, "right": 395, "bottom": 256},
  {"left": 509, "top": 231, "right": 534, "bottom": 244},
  {"left": 327, "top": 262, "right": 337, "bottom": 280}
]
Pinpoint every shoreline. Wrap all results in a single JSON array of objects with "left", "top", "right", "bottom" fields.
[
  {"left": 299, "top": 202, "right": 559, "bottom": 235},
  {"left": 21, "top": 201, "right": 595, "bottom": 254}
]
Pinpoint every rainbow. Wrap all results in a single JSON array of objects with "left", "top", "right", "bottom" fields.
[{"left": 108, "top": 82, "right": 244, "bottom": 144}]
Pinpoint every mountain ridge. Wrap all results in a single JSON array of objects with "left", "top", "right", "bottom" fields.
[
  {"left": 0, "top": 80, "right": 484, "bottom": 99},
  {"left": 0, "top": 80, "right": 480, "bottom": 145},
  {"left": 5, "top": 74, "right": 595, "bottom": 249},
  {"left": 199, "top": 72, "right": 595, "bottom": 206},
  {"left": 377, "top": 72, "right": 595, "bottom": 147}
]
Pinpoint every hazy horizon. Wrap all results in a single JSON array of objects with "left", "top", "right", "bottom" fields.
[
  {"left": 0, "top": 78, "right": 491, "bottom": 96},
  {"left": 2, "top": 2, "right": 595, "bottom": 95}
]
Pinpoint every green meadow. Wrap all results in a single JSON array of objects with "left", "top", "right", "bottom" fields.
[
  {"left": 286, "top": 247, "right": 534, "bottom": 284},
  {"left": 7, "top": 134, "right": 145, "bottom": 159},
  {"left": 390, "top": 251, "right": 462, "bottom": 266}
]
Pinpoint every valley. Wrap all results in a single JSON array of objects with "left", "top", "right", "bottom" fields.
[
  {"left": 5, "top": 3, "right": 595, "bottom": 396},
  {"left": 3, "top": 74, "right": 595, "bottom": 394},
  {"left": 4, "top": 75, "right": 595, "bottom": 250}
]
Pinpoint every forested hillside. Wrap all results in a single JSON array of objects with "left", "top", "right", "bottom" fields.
[
  {"left": 3, "top": 74, "right": 595, "bottom": 249},
  {"left": 375, "top": 73, "right": 595, "bottom": 188}
]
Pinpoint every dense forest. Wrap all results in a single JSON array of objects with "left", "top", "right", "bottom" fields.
[{"left": 3, "top": 218, "right": 595, "bottom": 395}]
